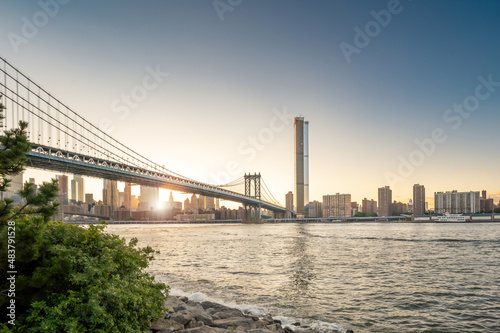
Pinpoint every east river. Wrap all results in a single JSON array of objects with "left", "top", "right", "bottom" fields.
[{"left": 106, "top": 222, "right": 500, "bottom": 333}]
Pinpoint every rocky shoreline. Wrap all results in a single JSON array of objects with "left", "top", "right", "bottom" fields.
[{"left": 148, "top": 296, "right": 353, "bottom": 333}]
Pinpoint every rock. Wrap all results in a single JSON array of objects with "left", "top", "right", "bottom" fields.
[
  {"left": 212, "top": 317, "right": 259, "bottom": 330},
  {"left": 157, "top": 329, "right": 174, "bottom": 333},
  {"left": 177, "top": 327, "right": 228, "bottom": 333},
  {"left": 170, "top": 310, "right": 196, "bottom": 326},
  {"left": 247, "top": 330, "right": 276, "bottom": 333},
  {"left": 284, "top": 327, "right": 294, "bottom": 333},
  {"left": 294, "top": 328, "right": 315, "bottom": 333},
  {"left": 151, "top": 318, "right": 185, "bottom": 331},
  {"left": 346, "top": 330, "right": 354, "bottom": 333},
  {"left": 166, "top": 296, "right": 190, "bottom": 312},
  {"left": 186, "top": 320, "right": 205, "bottom": 329},
  {"left": 266, "top": 323, "right": 285, "bottom": 333},
  {"left": 211, "top": 309, "right": 246, "bottom": 320},
  {"left": 292, "top": 322, "right": 301, "bottom": 326}
]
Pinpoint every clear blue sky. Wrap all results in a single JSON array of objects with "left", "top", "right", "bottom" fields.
[{"left": 1, "top": 0, "right": 499, "bottom": 206}]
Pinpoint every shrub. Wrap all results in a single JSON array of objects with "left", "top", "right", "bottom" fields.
[{"left": 0, "top": 218, "right": 168, "bottom": 332}]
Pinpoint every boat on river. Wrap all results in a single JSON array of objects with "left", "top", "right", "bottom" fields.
[{"left": 435, "top": 211, "right": 468, "bottom": 222}]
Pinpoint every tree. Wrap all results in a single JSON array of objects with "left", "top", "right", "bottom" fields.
[
  {"left": 0, "top": 96, "right": 168, "bottom": 332},
  {"left": 0, "top": 95, "right": 59, "bottom": 225}
]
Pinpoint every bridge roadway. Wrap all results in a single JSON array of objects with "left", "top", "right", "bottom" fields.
[{"left": 26, "top": 143, "right": 286, "bottom": 213}]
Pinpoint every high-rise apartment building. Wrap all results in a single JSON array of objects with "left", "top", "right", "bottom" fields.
[
  {"left": 323, "top": 193, "right": 351, "bottom": 218},
  {"left": 434, "top": 191, "right": 480, "bottom": 214},
  {"left": 285, "top": 191, "right": 294, "bottom": 215},
  {"left": 378, "top": 186, "right": 392, "bottom": 216},
  {"left": 308, "top": 200, "right": 323, "bottom": 218},
  {"left": 294, "top": 117, "right": 309, "bottom": 217},
  {"left": 413, "top": 184, "right": 425, "bottom": 215},
  {"left": 362, "top": 198, "right": 377, "bottom": 214}
]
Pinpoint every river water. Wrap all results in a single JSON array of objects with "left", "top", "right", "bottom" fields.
[{"left": 106, "top": 222, "right": 500, "bottom": 333}]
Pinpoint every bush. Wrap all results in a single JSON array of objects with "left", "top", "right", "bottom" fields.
[{"left": 0, "top": 218, "right": 168, "bottom": 332}]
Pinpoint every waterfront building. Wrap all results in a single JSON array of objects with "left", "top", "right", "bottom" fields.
[
  {"left": 294, "top": 117, "right": 309, "bottom": 217},
  {"left": 308, "top": 200, "right": 323, "bottom": 218},
  {"left": 378, "top": 186, "right": 392, "bottom": 216},
  {"left": 362, "top": 198, "right": 377, "bottom": 214},
  {"left": 413, "top": 184, "right": 425, "bottom": 215},
  {"left": 323, "top": 193, "right": 351, "bottom": 218},
  {"left": 285, "top": 191, "right": 293, "bottom": 218},
  {"left": 351, "top": 201, "right": 359, "bottom": 216},
  {"left": 434, "top": 190, "right": 480, "bottom": 214},
  {"left": 392, "top": 201, "right": 407, "bottom": 215},
  {"left": 480, "top": 198, "right": 494, "bottom": 213}
]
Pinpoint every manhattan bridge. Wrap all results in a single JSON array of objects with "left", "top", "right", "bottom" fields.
[{"left": 0, "top": 57, "right": 286, "bottom": 220}]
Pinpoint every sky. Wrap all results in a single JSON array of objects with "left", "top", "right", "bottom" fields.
[{"left": 1, "top": 0, "right": 500, "bottom": 208}]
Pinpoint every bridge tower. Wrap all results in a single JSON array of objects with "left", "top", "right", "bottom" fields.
[{"left": 244, "top": 173, "right": 261, "bottom": 219}]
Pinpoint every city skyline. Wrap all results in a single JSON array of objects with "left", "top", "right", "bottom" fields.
[{"left": 2, "top": 1, "right": 500, "bottom": 207}]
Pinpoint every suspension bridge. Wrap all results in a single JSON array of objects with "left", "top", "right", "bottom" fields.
[{"left": 0, "top": 57, "right": 286, "bottom": 216}]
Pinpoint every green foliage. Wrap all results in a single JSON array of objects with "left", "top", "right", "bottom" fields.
[
  {"left": 0, "top": 95, "right": 168, "bottom": 331},
  {"left": 0, "top": 96, "right": 59, "bottom": 225},
  {"left": 1, "top": 219, "right": 168, "bottom": 332},
  {"left": 354, "top": 212, "right": 378, "bottom": 217}
]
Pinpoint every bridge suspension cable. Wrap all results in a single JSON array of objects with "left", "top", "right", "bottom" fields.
[{"left": 0, "top": 57, "right": 195, "bottom": 180}]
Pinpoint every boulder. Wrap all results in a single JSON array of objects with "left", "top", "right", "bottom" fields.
[
  {"left": 211, "top": 308, "right": 245, "bottom": 320},
  {"left": 151, "top": 318, "right": 185, "bottom": 332},
  {"left": 185, "top": 320, "right": 205, "bottom": 329},
  {"left": 166, "top": 296, "right": 189, "bottom": 312},
  {"left": 177, "top": 327, "right": 228, "bottom": 333},
  {"left": 212, "top": 317, "right": 260, "bottom": 330},
  {"left": 170, "top": 310, "right": 196, "bottom": 326}
]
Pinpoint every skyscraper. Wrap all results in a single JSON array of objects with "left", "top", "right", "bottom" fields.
[
  {"left": 57, "top": 175, "right": 69, "bottom": 204},
  {"left": 71, "top": 175, "right": 85, "bottom": 202},
  {"left": 124, "top": 183, "right": 132, "bottom": 209},
  {"left": 103, "top": 180, "right": 119, "bottom": 209},
  {"left": 285, "top": 191, "right": 294, "bottom": 218},
  {"left": 140, "top": 186, "right": 158, "bottom": 211},
  {"left": 378, "top": 186, "right": 392, "bottom": 217},
  {"left": 294, "top": 117, "right": 309, "bottom": 217},
  {"left": 413, "top": 184, "right": 425, "bottom": 215}
]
